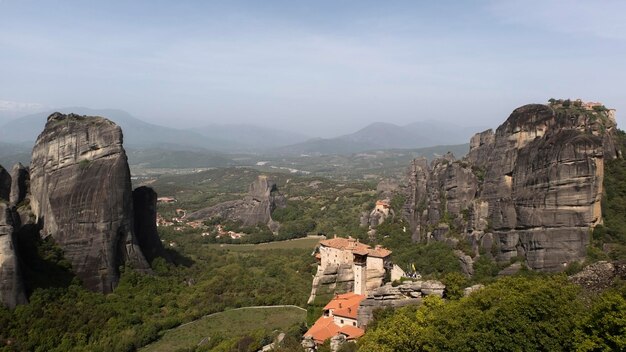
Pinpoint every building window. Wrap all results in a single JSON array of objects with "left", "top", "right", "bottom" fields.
[
  {"left": 353, "top": 322, "right": 356, "bottom": 326},
  {"left": 341, "top": 319, "right": 344, "bottom": 324}
]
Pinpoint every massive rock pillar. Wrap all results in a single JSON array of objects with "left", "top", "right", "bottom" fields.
[{"left": 29, "top": 112, "right": 149, "bottom": 293}]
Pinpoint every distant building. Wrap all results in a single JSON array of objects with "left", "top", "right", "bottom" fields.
[
  {"left": 304, "top": 293, "right": 366, "bottom": 345},
  {"left": 157, "top": 197, "right": 177, "bottom": 204},
  {"left": 316, "top": 236, "right": 391, "bottom": 295}
]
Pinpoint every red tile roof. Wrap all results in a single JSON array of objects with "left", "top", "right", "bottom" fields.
[
  {"left": 368, "top": 247, "right": 392, "bottom": 258},
  {"left": 323, "top": 293, "right": 365, "bottom": 319},
  {"left": 305, "top": 317, "right": 340, "bottom": 344},
  {"left": 319, "top": 237, "right": 392, "bottom": 258},
  {"left": 339, "top": 325, "right": 365, "bottom": 340},
  {"left": 304, "top": 317, "right": 365, "bottom": 344},
  {"left": 320, "top": 237, "right": 370, "bottom": 252}
]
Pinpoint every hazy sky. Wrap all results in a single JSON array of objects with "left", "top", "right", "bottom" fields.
[{"left": 1, "top": 0, "right": 625, "bottom": 137}]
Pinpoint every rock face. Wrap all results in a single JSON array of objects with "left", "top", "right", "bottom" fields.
[
  {"left": 0, "top": 202, "right": 27, "bottom": 308},
  {"left": 9, "top": 163, "right": 29, "bottom": 207},
  {"left": 357, "top": 280, "right": 445, "bottom": 327},
  {"left": 569, "top": 261, "right": 626, "bottom": 293},
  {"left": 307, "top": 263, "right": 354, "bottom": 304},
  {"left": 29, "top": 112, "right": 149, "bottom": 293},
  {"left": 404, "top": 102, "right": 620, "bottom": 271},
  {"left": 187, "top": 175, "right": 286, "bottom": 231},
  {"left": 133, "top": 186, "right": 168, "bottom": 264},
  {"left": 0, "top": 166, "right": 10, "bottom": 202}
]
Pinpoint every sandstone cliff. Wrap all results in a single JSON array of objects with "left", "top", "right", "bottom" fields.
[
  {"left": 0, "top": 202, "right": 27, "bottom": 308},
  {"left": 187, "top": 175, "right": 286, "bottom": 231},
  {"left": 404, "top": 102, "right": 620, "bottom": 271},
  {"left": 29, "top": 112, "right": 150, "bottom": 293},
  {"left": 9, "top": 163, "right": 29, "bottom": 207},
  {"left": 133, "top": 186, "right": 169, "bottom": 263}
]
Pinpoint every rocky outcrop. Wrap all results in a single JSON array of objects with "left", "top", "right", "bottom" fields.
[
  {"left": 404, "top": 102, "right": 620, "bottom": 271},
  {"left": 133, "top": 186, "right": 168, "bottom": 264},
  {"left": 0, "top": 203, "right": 27, "bottom": 308},
  {"left": 357, "top": 280, "right": 445, "bottom": 327},
  {"left": 307, "top": 263, "right": 354, "bottom": 304},
  {"left": 187, "top": 175, "right": 286, "bottom": 231},
  {"left": 29, "top": 112, "right": 149, "bottom": 293},
  {"left": 569, "top": 261, "right": 626, "bottom": 293},
  {"left": 0, "top": 166, "right": 10, "bottom": 202},
  {"left": 9, "top": 163, "right": 29, "bottom": 207}
]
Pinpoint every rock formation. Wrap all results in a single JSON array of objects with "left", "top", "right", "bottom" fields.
[
  {"left": 187, "top": 175, "right": 286, "bottom": 231},
  {"left": 133, "top": 186, "right": 169, "bottom": 263},
  {"left": 9, "top": 163, "right": 29, "bottom": 207},
  {"left": 29, "top": 112, "right": 150, "bottom": 293},
  {"left": 307, "top": 263, "right": 354, "bottom": 304},
  {"left": 357, "top": 280, "right": 445, "bottom": 327},
  {"left": 569, "top": 261, "right": 626, "bottom": 293},
  {"left": 404, "top": 102, "right": 620, "bottom": 271},
  {"left": 0, "top": 202, "right": 27, "bottom": 308},
  {"left": 0, "top": 166, "right": 10, "bottom": 202}
]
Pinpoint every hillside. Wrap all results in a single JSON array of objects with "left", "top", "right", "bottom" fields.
[
  {"left": 192, "top": 124, "right": 310, "bottom": 150},
  {"left": 274, "top": 121, "right": 482, "bottom": 155}
]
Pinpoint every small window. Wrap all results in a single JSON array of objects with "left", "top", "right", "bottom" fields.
[
  {"left": 340, "top": 319, "right": 344, "bottom": 324},
  {"left": 353, "top": 322, "right": 356, "bottom": 326}
]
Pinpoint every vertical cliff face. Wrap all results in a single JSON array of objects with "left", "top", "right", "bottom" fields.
[
  {"left": 9, "top": 163, "right": 29, "bottom": 207},
  {"left": 0, "top": 202, "right": 27, "bottom": 308},
  {"left": 404, "top": 102, "right": 619, "bottom": 271},
  {"left": 29, "top": 112, "right": 149, "bottom": 293},
  {"left": 133, "top": 186, "right": 168, "bottom": 264},
  {"left": 0, "top": 166, "right": 10, "bottom": 202}
]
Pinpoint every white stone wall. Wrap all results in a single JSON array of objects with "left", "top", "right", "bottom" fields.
[
  {"left": 353, "top": 264, "right": 366, "bottom": 295},
  {"left": 320, "top": 246, "right": 353, "bottom": 270},
  {"left": 333, "top": 315, "right": 358, "bottom": 327}
]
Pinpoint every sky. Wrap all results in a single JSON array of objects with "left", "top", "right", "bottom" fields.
[{"left": 1, "top": 0, "right": 625, "bottom": 137}]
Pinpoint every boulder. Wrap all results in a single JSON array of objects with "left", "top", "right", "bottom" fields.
[
  {"left": 29, "top": 112, "right": 149, "bottom": 293},
  {"left": 463, "top": 284, "right": 484, "bottom": 297}
]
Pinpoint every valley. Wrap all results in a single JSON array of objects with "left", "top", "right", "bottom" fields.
[{"left": 1, "top": 103, "right": 626, "bottom": 352}]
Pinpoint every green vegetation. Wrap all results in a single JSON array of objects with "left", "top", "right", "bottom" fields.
[
  {"left": 78, "top": 159, "right": 90, "bottom": 169},
  {"left": 592, "top": 129, "right": 626, "bottom": 261},
  {"left": 357, "top": 275, "right": 626, "bottom": 352},
  {"left": 152, "top": 168, "right": 376, "bottom": 243},
  {"left": 372, "top": 195, "right": 461, "bottom": 277},
  {"left": 140, "top": 306, "right": 306, "bottom": 352},
  {"left": 0, "top": 229, "right": 317, "bottom": 352}
]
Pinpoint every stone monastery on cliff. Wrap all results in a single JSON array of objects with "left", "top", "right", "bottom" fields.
[{"left": 304, "top": 236, "right": 392, "bottom": 347}]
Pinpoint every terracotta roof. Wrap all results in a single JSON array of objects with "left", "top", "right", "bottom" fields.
[
  {"left": 304, "top": 317, "right": 340, "bottom": 344},
  {"left": 320, "top": 237, "right": 370, "bottom": 252},
  {"left": 319, "top": 236, "right": 391, "bottom": 258},
  {"left": 368, "top": 247, "right": 392, "bottom": 258},
  {"left": 339, "top": 325, "right": 365, "bottom": 340},
  {"left": 304, "top": 317, "right": 365, "bottom": 344},
  {"left": 323, "top": 293, "right": 365, "bottom": 319},
  {"left": 352, "top": 248, "right": 369, "bottom": 256}
]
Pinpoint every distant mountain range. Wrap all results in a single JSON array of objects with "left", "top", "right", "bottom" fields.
[
  {"left": 273, "top": 121, "right": 484, "bottom": 155},
  {"left": 0, "top": 108, "right": 485, "bottom": 164}
]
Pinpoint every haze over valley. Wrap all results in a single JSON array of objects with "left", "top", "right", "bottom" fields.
[{"left": 1, "top": 1, "right": 626, "bottom": 352}]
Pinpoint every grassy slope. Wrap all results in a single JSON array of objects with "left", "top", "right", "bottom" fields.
[{"left": 140, "top": 306, "right": 306, "bottom": 352}]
